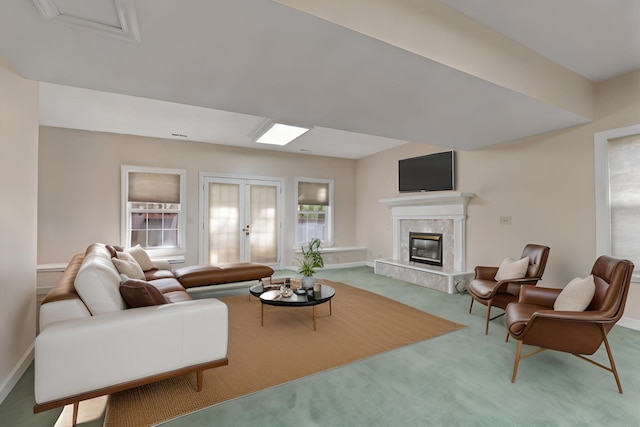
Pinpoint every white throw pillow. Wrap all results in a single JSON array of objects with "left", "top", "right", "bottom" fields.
[
  {"left": 125, "top": 244, "right": 156, "bottom": 272},
  {"left": 112, "top": 252, "right": 146, "bottom": 280},
  {"left": 554, "top": 275, "right": 596, "bottom": 311},
  {"left": 494, "top": 256, "right": 530, "bottom": 281}
]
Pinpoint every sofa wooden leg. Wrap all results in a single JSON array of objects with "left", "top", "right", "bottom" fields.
[
  {"left": 196, "top": 370, "right": 203, "bottom": 392},
  {"left": 72, "top": 401, "right": 79, "bottom": 426}
]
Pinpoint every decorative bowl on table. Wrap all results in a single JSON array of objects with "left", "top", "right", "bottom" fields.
[{"left": 280, "top": 287, "right": 294, "bottom": 298}]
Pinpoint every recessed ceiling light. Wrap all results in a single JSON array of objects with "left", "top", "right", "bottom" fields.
[{"left": 255, "top": 123, "right": 310, "bottom": 146}]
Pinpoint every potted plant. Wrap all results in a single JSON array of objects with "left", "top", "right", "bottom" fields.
[{"left": 297, "top": 237, "right": 324, "bottom": 288}]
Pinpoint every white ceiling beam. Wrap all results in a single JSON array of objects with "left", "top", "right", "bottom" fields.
[{"left": 275, "top": 0, "right": 595, "bottom": 121}]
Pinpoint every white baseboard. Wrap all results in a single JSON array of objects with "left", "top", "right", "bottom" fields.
[
  {"left": 322, "top": 261, "right": 368, "bottom": 270},
  {"left": 618, "top": 316, "right": 640, "bottom": 331},
  {"left": 0, "top": 342, "right": 34, "bottom": 405},
  {"left": 282, "top": 261, "right": 368, "bottom": 272}
]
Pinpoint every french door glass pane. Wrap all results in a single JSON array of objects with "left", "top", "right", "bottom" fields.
[
  {"left": 208, "top": 183, "right": 240, "bottom": 264},
  {"left": 250, "top": 185, "right": 278, "bottom": 263}
]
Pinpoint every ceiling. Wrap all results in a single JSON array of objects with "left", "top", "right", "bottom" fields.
[{"left": 0, "top": 0, "right": 638, "bottom": 159}]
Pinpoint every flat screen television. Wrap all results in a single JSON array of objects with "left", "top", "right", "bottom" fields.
[{"left": 398, "top": 151, "right": 455, "bottom": 193}]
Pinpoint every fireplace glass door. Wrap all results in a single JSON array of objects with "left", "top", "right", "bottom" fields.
[{"left": 409, "top": 232, "right": 443, "bottom": 266}]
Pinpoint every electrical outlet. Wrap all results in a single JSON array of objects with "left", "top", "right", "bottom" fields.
[{"left": 499, "top": 216, "right": 512, "bottom": 225}]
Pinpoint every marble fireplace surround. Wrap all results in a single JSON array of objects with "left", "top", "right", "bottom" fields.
[{"left": 374, "top": 192, "right": 474, "bottom": 293}]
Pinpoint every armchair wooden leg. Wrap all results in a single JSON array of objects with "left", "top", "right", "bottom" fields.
[
  {"left": 512, "top": 344, "right": 546, "bottom": 383},
  {"left": 573, "top": 326, "right": 624, "bottom": 393},
  {"left": 469, "top": 298, "right": 474, "bottom": 313},
  {"left": 602, "top": 329, "right": 623, "bottom": 394},
  {"left": 505, "top": 330, "right": 510, "bottom": 342},
  {"left": 511, "top": 340, "right": 522, "bottom": 383},
  {"left": 484, "top": 301, "right": 493, "bottom": 335}
]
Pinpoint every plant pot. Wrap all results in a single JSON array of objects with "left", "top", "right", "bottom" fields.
[{"left": 301, "top": 276, "right": 315, "bottom": 289}]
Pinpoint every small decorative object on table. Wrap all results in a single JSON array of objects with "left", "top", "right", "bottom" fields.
[
  {"left": 297, "top": 238, "right": 324, "bottom": 289},
  {"left": 280, "top": 277, "right": 293, "bottom": 297}
]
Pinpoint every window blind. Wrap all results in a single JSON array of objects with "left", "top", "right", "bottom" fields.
[
  {"left": 609, "top": 134, "right": 640, "bottom": 267},
  {"left": 128, "top": 172, "right": 180, "bottom": 204},
  {"left": 298, "top": 182, "right": 329, "bottom": 206}
]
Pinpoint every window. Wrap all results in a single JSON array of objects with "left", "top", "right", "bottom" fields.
[
  {"left": 122, "top": 166, "right": 186, "bottom": 256},
  {"left": 295, "top": 178, "right": 333, "bottom": 245},
  {"left": 595, "top": 124, "right": 640, "bottom": 279}
]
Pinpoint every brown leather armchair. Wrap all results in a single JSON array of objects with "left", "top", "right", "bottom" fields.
[
  {"left": 504, "top": 255, "right": 634, "bottom": 393},
  {"left": 468, "top": 244, "right": 550, "bottom": 334}
]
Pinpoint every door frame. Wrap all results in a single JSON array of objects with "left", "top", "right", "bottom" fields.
[{"left": 199, "top": 172, "right": 284, "bottom": 267}]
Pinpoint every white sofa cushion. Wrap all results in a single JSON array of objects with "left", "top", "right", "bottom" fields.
[
  {"left": 112, "top": 252, "right": 146, "bottom": 280},
  {"left": 125, "top": 244, "right": 157, "bottom": 272},
  {"left": 75, "top": 254, "right": 126, "bottom": 315}
]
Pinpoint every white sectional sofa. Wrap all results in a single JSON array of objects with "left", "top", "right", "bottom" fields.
[{"left": 34, "top": 243, "right": 229, "bottom": 425}]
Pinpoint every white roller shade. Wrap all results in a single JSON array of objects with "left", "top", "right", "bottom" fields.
[
  {"left": 609, "top": 134, "right": 640, "bottom": 267},
  {"left": 298, "top": 182, "right": 329, "bottom": 206},
  {"left": 128, "top": 172, "right": 180, "bottom": 204}
]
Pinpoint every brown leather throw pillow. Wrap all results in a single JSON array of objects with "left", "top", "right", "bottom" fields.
[{"left": 119, "top": 279, "right": 167, "bottom": 308}]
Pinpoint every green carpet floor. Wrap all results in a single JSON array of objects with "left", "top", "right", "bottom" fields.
[{"left": 2, "top": 266, "right": 640, "bottom": 426}]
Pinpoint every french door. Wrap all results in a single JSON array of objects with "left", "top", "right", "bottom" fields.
[{"left": 200, "top": 175, "right": 281, "bottom": 265}]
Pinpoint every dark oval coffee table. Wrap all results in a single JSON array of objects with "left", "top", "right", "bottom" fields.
[{"left": 259, "top": 284, "right": 335, "bottom": 331}]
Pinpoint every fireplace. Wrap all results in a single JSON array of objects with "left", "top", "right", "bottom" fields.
[
  {"left": 409, "top": 232, "right": 443, "bottom": 266},
  {"left": 375, "top": 192, "right": 474, "bottom": 294}
]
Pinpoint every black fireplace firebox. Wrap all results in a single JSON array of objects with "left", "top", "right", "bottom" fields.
[{"left": 409, "top": 232, "right": 443, "bottom": 266}]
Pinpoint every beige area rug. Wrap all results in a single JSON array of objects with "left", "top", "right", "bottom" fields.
[{"left": 104, "top": 280, "right": 465, "bottom": 426}]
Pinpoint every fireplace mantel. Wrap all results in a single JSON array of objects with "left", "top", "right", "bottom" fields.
[
  {"left": 379, "top": 192, "right": 474, "bottom": 208},
  {"left": 375, "top": 191, "right": 475, "bottom": 293}
]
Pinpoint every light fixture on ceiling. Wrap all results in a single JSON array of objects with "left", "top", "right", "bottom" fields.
[{"left": 255, "top": 122, "right": 311, "bottom": 146}]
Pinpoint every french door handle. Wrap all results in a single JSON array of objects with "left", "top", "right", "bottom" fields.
[{"left": 242, "top": 225, "right": 250, "bottom": 235}]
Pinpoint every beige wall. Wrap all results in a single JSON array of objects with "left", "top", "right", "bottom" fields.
[
  {"left": 34, "top": 71, "right": 640, "bottom": 325},
  {"left": 38, "top": 127, "right": 357, "bottom": 269},
  {"left": 356, "top": 69, "right": 640, "bottom": 322},
  {"left": 0, "top": 57, "right": 38, "bottom": 402}
]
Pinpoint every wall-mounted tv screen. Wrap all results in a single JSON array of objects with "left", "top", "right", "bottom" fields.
[{"left": 398, "top": 151, "right": 455, "bottom": 193}]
